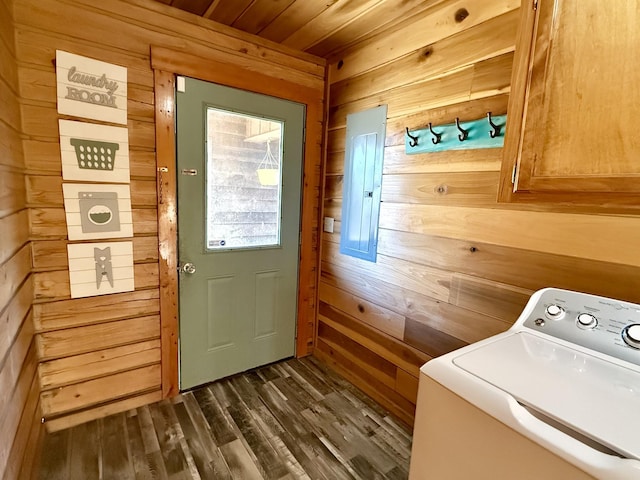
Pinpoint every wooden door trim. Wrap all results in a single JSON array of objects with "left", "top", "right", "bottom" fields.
[
  {"left": 154, "top": 69, "right": 179, "bottom": 397},
  {"left": 152, "top": 47, "right": 324, "bottom": 397}
]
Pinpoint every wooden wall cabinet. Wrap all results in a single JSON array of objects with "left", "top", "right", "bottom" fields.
[{"left": 499, "top": 0, "right": 640, "bottom": 210}]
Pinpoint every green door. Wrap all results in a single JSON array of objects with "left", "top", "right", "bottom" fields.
[{"left": 176, "top": 77, "right": 305, "bottom": 390}]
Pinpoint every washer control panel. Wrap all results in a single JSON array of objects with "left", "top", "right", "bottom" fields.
[{"left": 522, "top": 289, "right": 640, "bottom": 366}]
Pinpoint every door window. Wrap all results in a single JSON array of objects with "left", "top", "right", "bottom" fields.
[{"left": 205, "top": 107, "right": 283, "bottom": 250}]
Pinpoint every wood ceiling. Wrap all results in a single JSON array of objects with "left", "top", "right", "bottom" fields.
[{"left": 152, "top": 0, "right": 440, "bottom": 58}]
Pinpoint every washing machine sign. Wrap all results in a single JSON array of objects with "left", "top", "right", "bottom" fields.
[{"left": 79, "top": 191, "right": 121, "bottom": 233}]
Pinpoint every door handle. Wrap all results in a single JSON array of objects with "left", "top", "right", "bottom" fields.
[{"left": 181, "top": 262, "right": 196, "bottom": 274}]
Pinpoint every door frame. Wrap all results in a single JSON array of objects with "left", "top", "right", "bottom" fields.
[{"left": 151, "top": 46, "right": 325, "bottom": 397}]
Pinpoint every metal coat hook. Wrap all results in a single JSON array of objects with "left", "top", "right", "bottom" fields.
[
  {"left": 487, "top": 112, "right": 501, "bottom": 138},
  {"left": 405, "top": 127, "right": 419, "bottom": 147},
  {"left": 455, "top": 117, "right": 468, "bottom": 141},
  {"left": 428, "top": 122, "right": 442, "bottom": 144}
]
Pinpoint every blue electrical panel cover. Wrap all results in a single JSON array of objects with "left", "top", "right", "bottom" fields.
[{"left": 340, "top": 105, "right": 387, "bottom": 263}]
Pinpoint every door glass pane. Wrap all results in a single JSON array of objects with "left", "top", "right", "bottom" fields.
[{"left": 206, "top": 107, "right": 283, "bottom": 250}]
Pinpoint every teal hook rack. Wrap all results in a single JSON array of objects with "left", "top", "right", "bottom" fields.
[{"left": 405, "top": 113, "right": 506, "bottom": 154}]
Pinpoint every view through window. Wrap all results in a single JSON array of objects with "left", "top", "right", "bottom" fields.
[{"left": 206, "top": 107, "right": 283, "bottom": 250}]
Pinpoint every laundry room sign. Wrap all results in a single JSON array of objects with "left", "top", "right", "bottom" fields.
[
  {"left": 56, "top": 50, "right": 127, "bottom": 125},
  {"left": 59, "top": 119, "right": 130, "bottom": 183},
  {"left": 67, "top": 241, "right": 135, "bottom": 298},
  {"left": 62, "top": 183, "right": 133, "bottom": 241}
]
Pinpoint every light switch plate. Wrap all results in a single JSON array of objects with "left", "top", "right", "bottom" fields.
[{"left": 323, "top": 217, "right": 334, "bottom": 233}]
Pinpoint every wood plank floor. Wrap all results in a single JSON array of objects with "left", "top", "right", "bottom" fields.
[{"left": 36, "top": 357, "right": 413, "bottom": 479}]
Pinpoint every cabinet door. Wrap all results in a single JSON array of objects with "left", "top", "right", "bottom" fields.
[{"left": 500, "top": 0, "right": 640, "bottom": 205}]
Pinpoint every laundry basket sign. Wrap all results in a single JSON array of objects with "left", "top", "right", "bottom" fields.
[
  {"left": 59, "top": 119, "right": 130, "bottom": 183},
  {"left": 70, "top": 138, "right": 119, "bottom": 171}
]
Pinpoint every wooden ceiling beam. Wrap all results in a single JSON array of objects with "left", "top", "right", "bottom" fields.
[
  {"left": 153, "top": 0, "right": 504, "bottom": 61},
  {"left": 203, "top": 0, "right": 222, "bottom": 19},
  {"left": 258, "top": 0, "right": 337, "bottom": 43},
  {"left": 170, "top": 0, "right": 211, "bottom": 16},
  {"left": 308, "top": 0, "right": 446, "bottom": 58},
  {"left": 282, "top": 0, "right": 386, "bottom": 51},
  {"left": 232, "top": 0, "right": 295, "bottom": 35},
  {"left": 209, "top": 0, "right": 254, "bottom": 25}
]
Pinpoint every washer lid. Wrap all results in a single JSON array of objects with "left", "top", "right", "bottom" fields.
[{"left": 453, "top": 332, "right": 640, "bottom": 460}]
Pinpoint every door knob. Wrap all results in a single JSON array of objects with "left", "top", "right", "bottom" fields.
[{"left": 182, "top": 262, "right": 196, "bottom": 274}]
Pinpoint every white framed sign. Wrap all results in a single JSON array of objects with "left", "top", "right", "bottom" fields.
[
  {"left": 67, "top": 241, "right": 135, "bottom": 298},
  {"left": 56, "top": 50, "right": 127, "bottom": 125},
  {"left": 62, "top": 183, "right": 133, "bottom": 240},
  {"left": 59, "top": 120, "right": 130, "bottom": 183}
]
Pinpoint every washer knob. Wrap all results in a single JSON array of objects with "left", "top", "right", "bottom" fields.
[
  {"left": 576, "top": 313, "right": 597, "bottom": 329},
  {"left": 545, "top": 304, "right": 565, "bottom": 320},
  {"left": 622, "top": 324, "right": 640, "bottom": 349}
]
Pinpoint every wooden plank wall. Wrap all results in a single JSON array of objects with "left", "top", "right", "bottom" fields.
[
  {"left": 13, "top": 0, "right": 324, "bottom": 432},
  {"left": 0, "top": 0, "right": 44, "bottom": 478},
  {"left": 317, "top": 0, "right": 640, "bottom": 425}
]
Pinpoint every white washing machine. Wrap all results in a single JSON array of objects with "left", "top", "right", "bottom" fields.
[{"left": 409, "top": 288, "right": 640, "bottom": 480}]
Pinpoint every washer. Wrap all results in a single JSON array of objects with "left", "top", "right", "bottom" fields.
[{"left": 409, "top": 288, "right": 640, "bottom": 480}]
